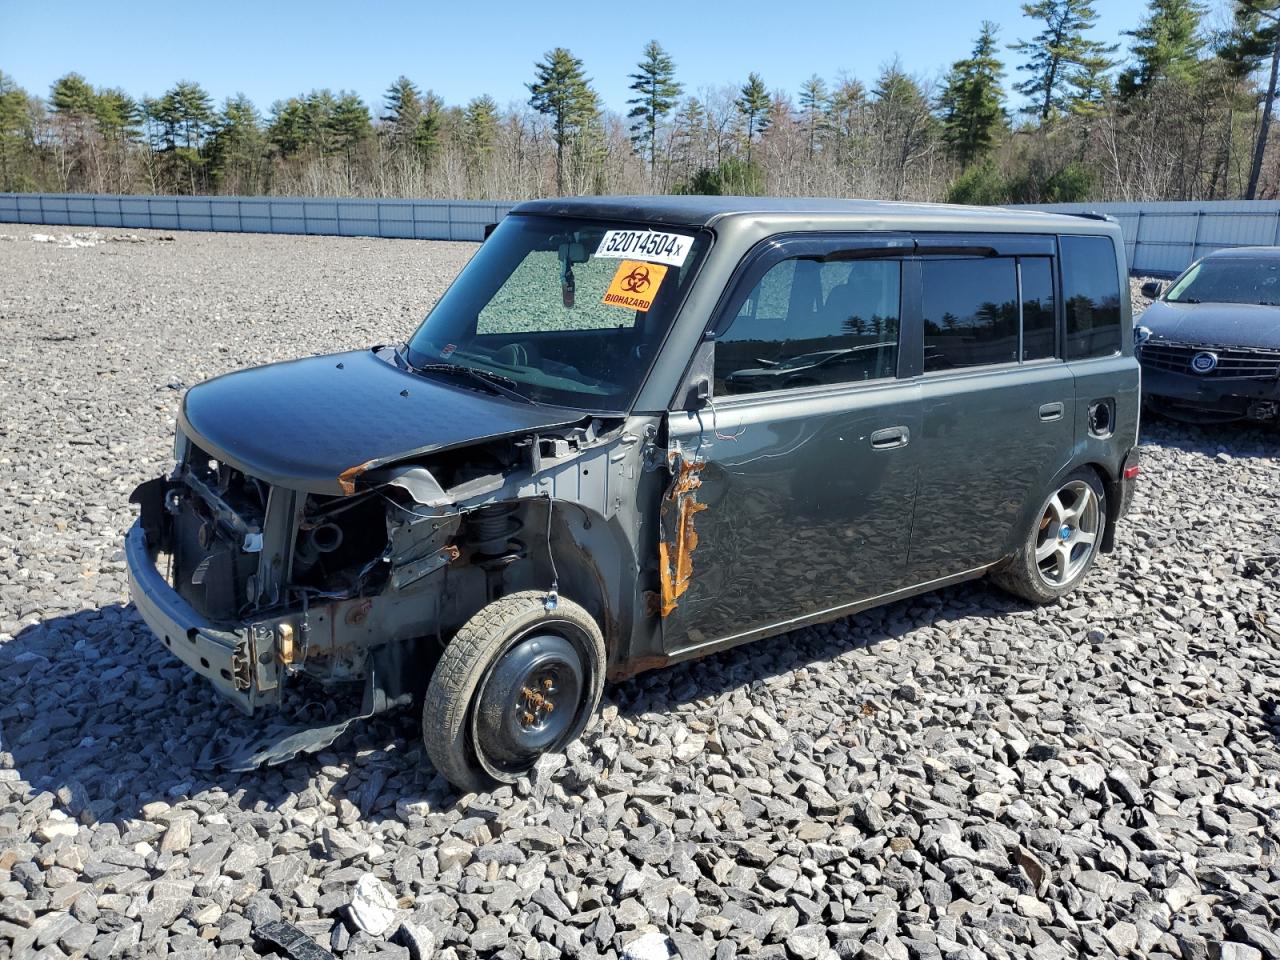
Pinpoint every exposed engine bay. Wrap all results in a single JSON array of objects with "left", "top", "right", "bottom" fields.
[{"left": 129, "top": 409, "right": 659, "bottom": 767}]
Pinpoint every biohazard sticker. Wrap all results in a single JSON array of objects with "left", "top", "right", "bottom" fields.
[
  {"left": 602, "top": 259, "right": 669, "bottom": 312},
  {"left": 595, "top": 229, "right": 693, "bottom": 266}
]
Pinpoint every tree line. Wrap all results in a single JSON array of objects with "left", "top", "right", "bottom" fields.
[{"left": 3, "top": 0, "right": 1280, "bottom": 204}]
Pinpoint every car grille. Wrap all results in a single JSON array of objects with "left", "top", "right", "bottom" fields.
[{"left": 1139, "top": 340, "right": 1280, "bottom": 379}]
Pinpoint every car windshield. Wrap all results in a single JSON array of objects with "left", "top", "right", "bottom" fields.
[
  {"left": 1165, "top": 257, "right": 1280, "bottom": 306},
  {"left": 405, "top": 214, "right": 710, "bottom": 412}
]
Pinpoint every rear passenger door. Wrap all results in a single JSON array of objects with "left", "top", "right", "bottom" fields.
[
  {"left": 1059, "top": 234, "right": 1140, "bottom": 461},
  {"left": 906, "top": 235, "right": 1076, "bottom": 582},
  {"left": 663, "top": 234, "right": 920, "bottom": 649}
]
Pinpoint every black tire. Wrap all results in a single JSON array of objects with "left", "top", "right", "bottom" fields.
[
  {"left": 422, "top": 591, "right": 605, "bottom": 793},
  {"left": 991, "top": 467, "right": 1107, "bottom": 605}
]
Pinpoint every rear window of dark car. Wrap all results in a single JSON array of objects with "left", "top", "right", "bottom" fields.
[{"left": 1061, "top": 236, "right": 1122, "bottom": 360}]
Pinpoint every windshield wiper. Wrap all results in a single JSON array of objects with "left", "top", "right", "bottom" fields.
[{"left": 411, "top": 361, "right": 539, "bottom": 405}]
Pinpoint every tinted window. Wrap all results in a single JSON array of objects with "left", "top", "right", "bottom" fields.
[
  {"left": 716, "top": 258, "right": 901, "bottom": 394},
  {"left": 1061, "top": 235, "right": 1122, "bottom": 359},
  {"left": 1021, "top": 258, "right": 1055, "bottom": 361},
  {"left": 922, "top": 259, "right": 1019, "bottom": 372}
]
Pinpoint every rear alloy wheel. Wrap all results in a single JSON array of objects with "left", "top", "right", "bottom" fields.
[
  {"left": 992, "top": 468, "right": 1106, "bottom": 604},
  {"left": 422, "top": 591, "right": 605, "bottom": 793}
]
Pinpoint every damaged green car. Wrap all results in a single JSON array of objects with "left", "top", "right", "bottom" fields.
[{"left": 127, "top": 197, "right": 1140, "bottom": 791}]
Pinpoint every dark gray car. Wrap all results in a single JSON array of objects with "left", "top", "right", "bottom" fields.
[
  {"left": 1137, "top": 246, "right": 1280, "bottom": 423},
  {"left": 126, "top": 197, "right": 1141, "bottom": 791}
]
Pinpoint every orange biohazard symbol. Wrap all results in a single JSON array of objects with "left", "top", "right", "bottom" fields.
[
  {"left": 602, "top": 259, "right": 668, "bottom": 312},
  {"left": 621, "top": 264, "right": 651, "bottom": 293}
]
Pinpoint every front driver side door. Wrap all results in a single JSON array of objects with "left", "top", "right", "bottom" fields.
[{"left": 660, "top": 234, "right": 922, "bottom": 652}]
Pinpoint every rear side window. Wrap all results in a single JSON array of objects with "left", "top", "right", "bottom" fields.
[
  {"left": 922, "top": 259, "right": 1019, "bottom": 371},
  {"left": 1061, "top": 235, "right": 1122, "bottom": 359},
  {"left": 715, "top": 258, "right": 902, "bottom": 394}
]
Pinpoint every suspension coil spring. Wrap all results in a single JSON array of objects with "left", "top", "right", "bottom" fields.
[{"left": 467, "top": 503, "right": 524, "bottom": 557}]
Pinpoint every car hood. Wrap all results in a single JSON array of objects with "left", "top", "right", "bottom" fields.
[
  {"left": 179, "top": 348, "right": 587, "bottom": 496},
  {"left": 1140, "top": 300, "right": 1280, "bottom": 350}
]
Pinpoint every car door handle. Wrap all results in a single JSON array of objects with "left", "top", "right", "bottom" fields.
[
  {"left": 870, "top": 426, "right": 910, "bottom": 450},
  {"left": 1038, "top": 402, "right": 1065, "bottom": 422}
]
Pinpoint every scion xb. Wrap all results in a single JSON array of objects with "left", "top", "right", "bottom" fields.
[{"left": 126, "top": 197, "right": 1141, "bottom": 791}]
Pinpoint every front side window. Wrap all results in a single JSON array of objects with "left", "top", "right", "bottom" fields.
[
  {"left": 716, "top": 257, "right": 901, "bottom": 394},
  {"left": 1061, "top": 235, "right": 1122, "bottom": 359},
  {"left": 406, "top": 215, "right": 709, "bottom": 411}
]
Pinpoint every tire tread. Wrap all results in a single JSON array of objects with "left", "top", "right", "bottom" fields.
[{"left": 422, "top": 591, "right": 604, "bottom": 793}]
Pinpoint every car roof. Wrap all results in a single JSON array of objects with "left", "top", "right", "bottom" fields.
[
  {"left": 1202, "top": 245, "right": 1280, "bottom": 261},
  {"left": 511, "top": 195, "right": 1109, "bottom": 232}
]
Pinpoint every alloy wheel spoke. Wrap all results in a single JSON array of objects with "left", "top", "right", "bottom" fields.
[
  {"left": 1066, "top": 488, "right": 1093, "bottom": 524},
  {"left": 1047, "top": 493, "right": 1067, "bottom": 524},
  {"left": 1035, "top": 537, "right": 1057, "bottom": 562},
  {"left": 1054, "top": 544, "right": 1072, "bottom": 581}
]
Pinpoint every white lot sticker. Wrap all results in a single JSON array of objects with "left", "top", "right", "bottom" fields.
[{"left": 594, "top": 229, "right": 693, "bottom": 267}]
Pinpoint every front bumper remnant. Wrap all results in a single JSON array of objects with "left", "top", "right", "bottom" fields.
[
  {"left": 125, "top": 520, "right": 259, "bottom": 714},
  {"left": 1141, "top": 365, "right": 1280, "bottom": 422}
]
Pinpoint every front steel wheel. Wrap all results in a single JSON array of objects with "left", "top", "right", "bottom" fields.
[
  {"left": 422, "top": 591, "right": 605, "bottom": 793},
  {"left": 992, "top": 468, "right": 1107, "bottom": 604}
]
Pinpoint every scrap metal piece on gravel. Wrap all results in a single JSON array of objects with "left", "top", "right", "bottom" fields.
[{"left": 196, "top": 709, "right": 373, "bottom": 771}]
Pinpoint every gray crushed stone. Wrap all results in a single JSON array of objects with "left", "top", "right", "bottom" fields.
[{"left": 1, "top": 230, "right": 1277, "bottom": 959}]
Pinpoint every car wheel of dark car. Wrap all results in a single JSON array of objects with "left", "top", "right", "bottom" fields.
[
  {"left": 422, "top": 591, "right": 605, "bottom": 793},
  {"left": 991, "top": 468, "right": 1106, "bottom": 604}
]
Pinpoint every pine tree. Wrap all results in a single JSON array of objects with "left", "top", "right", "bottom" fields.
[
  {"left": 463, "top": 95, "right": 499, "bottom": 168},
  {"left": 50, "top": 73, "right": 96, "bottom": 115},
  {"left": 156, "top": 80, "right": 214, "bottom": 193},
  {"left": 737, "top": 72, "right": 770, "bottom": 164},
  {"left": 0, "top": 72, "right": 34, "bottom": 191},
  {"left": 208, "top": 94, "right": 265, "bottom": 193},
  {"left": 798, "top": 75, "right": 829, "bottom": 158},
  {"left": 411, "top": 91, "right": 444, "bottom": 167},
  {"left": 383, "top": 76, "right": 422, "bottom": 130},
  {"left": 1223, "top": 0, "right": 1280, "bottom": 198},
  {"left": 382, "top": 76, "right": 424, "bottom": 160},
  {"left": 329, "top": 92, "right": 371, "bottom": 188},
  {"left": 939, "top": 22, "right": 1008, "bottom": 168},
  {"left": 1118, "top": 0, "right": 1206, "bottom": 97},
  {"left": 1069, "top": 56, "right": 1115, "bottom": 118},
  {"left": 90, "top": 87, "right": 139, "bottom": 191},
  {"left": 828, "top": 76, "right": 867, "bottom": 155},
  {"left": 1011, "top": 0, "right": 1117, "bottom": 120},
  {"left": 528, "top": 47, "right": 598, "bottom": 194},
  {"left": 302, "top": 90, "right": 338, "bottom": 157},
  {"left": 871, "top": 63, "right": 934, "bottom": 199},
  {"left": 267, "top": 98, "right": 309, "bottom": 157},
  {"left": 626, "top": 40, "right": 682, "bottom": 176},
  {"left": 670, "top": 96, "right": 706, "bottom": 177}
]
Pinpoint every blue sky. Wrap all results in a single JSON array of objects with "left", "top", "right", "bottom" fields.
[{"left": 2, "top": 0, "right": 1183, "bottom": 116}]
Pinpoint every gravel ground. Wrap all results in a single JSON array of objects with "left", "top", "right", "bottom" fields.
[{"left": 1, "top": 228, "right": 1278, "bottom": 960}]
